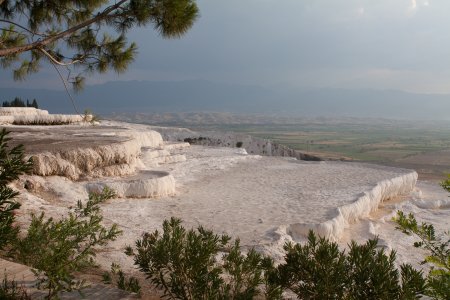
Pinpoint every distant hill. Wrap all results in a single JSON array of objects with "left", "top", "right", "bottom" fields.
[{"left": 1, "top": 80, "right": 449, "bottom": 120}]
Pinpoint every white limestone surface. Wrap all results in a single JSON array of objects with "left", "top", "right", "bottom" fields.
[
  {"left": 339, "top": 181, "right": 450, "bottom": 271},
  {"left": 86, "top": 171, "right": 176, "bottom": 198},
  {"left": 11, "top": 121, "right": 448, "bottom": 275},
  {"left": 287, "top": 171, "right": 418, "bottom": 241},
  {"left": 12, "top": 114, "right": 84, "bottom": 125},
  {"left": 0, "top": 116, "right": 15, "bottom": 124},
  {"left": 149, "top": 126, "right": 319, "bottom": 159},
  {"left": 140, "top": 148, "right": 186, "bottom": 167},
  {"left": 85, "top": 146, "right": 421, "bottom": 269},
  {"left": 0, "top": 107, "right": 49, "bottom": 116},
  {"left": 30, "top": 138, "right": 143, "bottom": 180},
  {"left": 0, "top": 107, "right": 84, "bottom": 125},
  {"left": 29, "top": 129, "right": 163, "bottom": 180}
]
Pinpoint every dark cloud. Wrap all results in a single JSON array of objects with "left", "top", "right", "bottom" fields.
[{"left": 2, "top": 1, "right": 450, "bottom": 93}]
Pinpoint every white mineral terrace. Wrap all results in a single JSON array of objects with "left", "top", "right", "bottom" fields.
[
  {"left": 0, "top": 107, "right": 86, "bottom": 125},
  {"left": 6, "top": 120, "right": 448, "bottom": 274}
]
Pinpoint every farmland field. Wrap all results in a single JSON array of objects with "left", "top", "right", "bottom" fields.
[{"left": 213, "top": 121, "right": 450, "bottom": 181}]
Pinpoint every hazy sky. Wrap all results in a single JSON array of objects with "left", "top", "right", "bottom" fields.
[{"left": 2, "top": 0, "right": 450, "bottom": 93}]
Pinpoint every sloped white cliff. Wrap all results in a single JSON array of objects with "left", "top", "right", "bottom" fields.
[
  {"left": 149, "top": 126, "right": 321, "bottom": 160},
  {"left": 123, "top": 130, "right": 165, "bottom": 148},
  {"left": 140, "top": 148, "right": 186, "bottom": 167},
  {"left": 11, "top": 114, "right": 84, "bottom": 125},
  {"left": 0, "top": 107, "right": 49, "bottom": 116},
  {"left": 30, "top": 130, "right": 164, "bottom": 180},
  {"left": 0, "top": 107, "right": 84, "bottom": 125},
  {"left": 287, "top": 171, "right": 418, "bottom": 241},
  {"left": 31, "top": 139, "right": 138, "bottom": 180},
  {"left": 86, "top": 171, "right": 176, "bottom": 198}
]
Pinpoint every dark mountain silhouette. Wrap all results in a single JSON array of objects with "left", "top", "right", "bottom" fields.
[{"left": 1, "top": 80, "right": 449, "bottom": 120}]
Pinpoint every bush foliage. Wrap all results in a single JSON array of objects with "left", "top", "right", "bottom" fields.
[
  {"left": 0, "top": 275, "right": 31, "bottom": 300},
  {"left": 0, "top": 130, "right": 122, "bottom": 299},
  {"left": 277, "top": 232, "right": 425, "bottom": 299},
  {"left": 127, "top": 217, "right": 279, "bottom": 299},
  {"left": 394, "top": 211, "right": 450, "bottom": 300},
  {"left": 102, "top": 263, "right": 141, "bottom": 296},
  {"left": 10, "top": 188, "right": 122, "bottom": 299},
  {"left": 0, "top": 129, "right": 33, "bottom": 251},
  {"left": 127, "top": 218, "right": 429, "bottom": 300},
  {"left": 441, "top": 174, "right": 450, "bottom": 193}
]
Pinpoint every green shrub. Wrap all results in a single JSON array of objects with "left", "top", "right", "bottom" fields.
[
  {"left": 236, "top": 141, "right": 243, "bottom": 148},
  {"left": 128, "top": 218, "right": 428, "bottom": 300},
  {"left": 102, "top": 263, "right": 141, "bottom": 296},
  {"left": 0, "top": 275, "right": 31, "bottom": 300},
  {"left": 0, "top": 129, "right": 33, "bottom": 251},
  {"left": 11, "top": 187, "right": 122, "bottom": 299},
  {"left": 441, "top": 174, "right": 450, "bottom": 193},
  {"left": 83, "top": 109, "right": 100, "bottom": 124},
  {"left": 127, "top": 217, "right": 279, "bottom": 299},
  {"left": 346, "top": 239, "right": 425, "bottom": 299},
  {"left": 394, "top": 211, "right": 449, "bottom": 300},
  {"left": 277, "top": 231, "right": 347, "bottom": 299},
  {"left": 276, "top": 231, "right": 425, "bottom": 299},
  {"left": 0, "top": 129, "right": 123, "bottom": 299}
]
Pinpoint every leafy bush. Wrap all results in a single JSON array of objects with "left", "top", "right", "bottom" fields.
[
  {"left": 0, "top": 275, "right": 30, "bottom": 300},
  {"left": 0, "top": 129, "right": 33, "bottom": 251},
  {"left": 127, "top": 217, "right": 279, "bottom": 299},
  {"left": 83, "top": 109, "right": 100, "bottom": 124},
  {"left": 0, "top": 130, "right": 122, "bottom": 299},
  {"left": 346, "top": 239, "right": 425, "bottom": 299},
  {"left": 394, "top": 175, "right": 450, "bottom": 299},
  {"left": 128, "top": 218, "right": 428, "bottom": 300},
  {"left": 394, "top": 211, "right": 449, "bottom": 300},
  {"left": 102, "top": 263, "right": 141, "bottom": 296},
  {"left": 441, "top": 174, "right": 450, "bottom": 193},
  {"left": 236, "top": 141, "right": 243, "bottom": 148},
  {"left": 276, "top": 231, "right": 425, "bottom": 299},
  {"left": 11, "top": 188, "right": 122, "bottom": 299},
  {"left": 276, "top": 231, "right": 347, "bottom": 299}
]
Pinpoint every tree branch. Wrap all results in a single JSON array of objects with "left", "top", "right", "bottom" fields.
[
  {"left": 0, "top": 0, "right": 129, "bottom": 57},
  {"left": 0, "top": 27, "right": 27, "bottom": 37},
  {"left": 0, "top": 19, "right": 47, "bottom": 37},
  {"left": 50, "top": 61, "right": 81, "bottom": 115},
  {"left": 38, "top": 47, "right": 82, "bottom": 66}
]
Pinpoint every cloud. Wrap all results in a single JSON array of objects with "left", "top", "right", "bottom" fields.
[
  {"left": 356, "top": 7, "right": 365, "bottom": 17},
  {"left": 407, "top": 0, "right": 418, "bottom": 16},
  {"left": 407, "top": 0, "right": 431, "bottom": 16},
  {"left": 409, "top": 0, "right": 431, "bottom": 11}
]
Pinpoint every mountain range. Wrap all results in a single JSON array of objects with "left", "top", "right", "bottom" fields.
[{"left": 1, "top": 80, "right": 449, "bottom": 120}]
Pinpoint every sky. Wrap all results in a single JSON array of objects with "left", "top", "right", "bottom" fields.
[{"left": 2, "top": 0, "right": 450, "bottom": 93}]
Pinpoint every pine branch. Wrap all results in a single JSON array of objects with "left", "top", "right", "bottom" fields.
[
  {"left": 0, "top": 0, "right": 128, "bottom": 57},
  {"left": 37, "top": 47, "right": 81, "bottom": 66},
  {"left": 0, "top": 19, "right": 47, "bottom": 37}
]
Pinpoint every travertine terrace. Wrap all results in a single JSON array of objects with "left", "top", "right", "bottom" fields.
[
  {"left": 5, "top": 118, "right": 449, "bottom": 273},
  {"left": 0, "top": 107, "right": 86, "bottom": 125}
]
